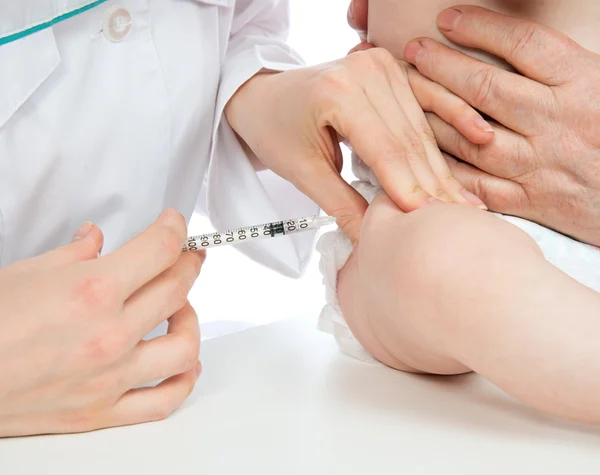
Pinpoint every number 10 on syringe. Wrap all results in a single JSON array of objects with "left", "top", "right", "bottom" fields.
[{"left": 183, "top": 215, "right": 341, "bottom": 252}]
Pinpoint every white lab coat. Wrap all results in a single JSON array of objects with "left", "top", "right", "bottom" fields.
[{"left": 0, "top": 0, "right": 318, "bottom": 277}]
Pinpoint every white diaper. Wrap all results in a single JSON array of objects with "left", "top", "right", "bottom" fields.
[{"left": 317, "top": 153, "right": 600, "bottom": 362}]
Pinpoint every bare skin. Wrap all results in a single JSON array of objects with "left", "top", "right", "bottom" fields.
[
  {"left": 337, "top": 0, "right": 600, "bottom": 425},
  {"left": 368, "top": 0, "right": 600, "bottom": 62},
  {"left": 339, "top": 195, "right": 600, "bottom": 424},
  {"left": 364, "top": 0, "right": 600, "bottom": 246},
  {"left": 0, "top": 211, "right": 204, "bottom": 437}
]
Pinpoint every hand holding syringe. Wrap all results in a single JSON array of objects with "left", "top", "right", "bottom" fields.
[{"left": 183, "top": 215, "right": 347, "bottom": 252}]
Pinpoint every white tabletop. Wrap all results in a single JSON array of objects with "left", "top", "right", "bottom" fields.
[{"left": 1, "top": 317, "right": 599, "bottom": 474}]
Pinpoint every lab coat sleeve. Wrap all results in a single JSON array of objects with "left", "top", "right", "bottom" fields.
[{"left": 205, "top": 0, "right": 320, "bottom": 278}]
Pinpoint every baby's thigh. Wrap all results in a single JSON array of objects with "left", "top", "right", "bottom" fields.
[{"left": 340, "top": 194, "right": 540, "bottom": 374}]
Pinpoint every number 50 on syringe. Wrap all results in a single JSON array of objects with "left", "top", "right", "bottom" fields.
[{"left": 183, "top": 215, "right": 343, "bottom": 252}]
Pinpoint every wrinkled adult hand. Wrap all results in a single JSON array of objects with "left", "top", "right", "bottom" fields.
[
  {"left": 405, "top": 6, "right": 600, "bottom": 246},
  {"left": 0, "top": 211, "right": 204, "bottom": 437},
  {"left": 226, "top": 49, "right": 492, "bottom": 241}
]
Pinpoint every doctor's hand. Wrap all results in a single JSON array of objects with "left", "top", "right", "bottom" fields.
[
  {"left": 405, "top": 6, "right": 600, "bottom": 246},
  {"left": 0, "top": 211, "right": 203, "bottom": 437},
  {"left": 226, "top": 50, "right": 493, "bottom": 241}
]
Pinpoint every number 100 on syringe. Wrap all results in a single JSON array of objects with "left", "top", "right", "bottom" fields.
[{"left": 183, "top": 215, "right": 340, "bottom": 252}]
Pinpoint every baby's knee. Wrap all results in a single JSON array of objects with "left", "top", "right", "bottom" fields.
[
  {"left": 359, "top": 197, "right": 540, "bottom": 292},
  {"left": 357, "top": 197, "right": 544, "bottom": 356},
  {"left": 347, "top": 196, "right": 544, "bottom": 373}
]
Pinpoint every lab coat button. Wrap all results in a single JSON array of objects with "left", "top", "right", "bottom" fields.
[{"left": 103, "top": 6, "right": 132, "bottom": 42}]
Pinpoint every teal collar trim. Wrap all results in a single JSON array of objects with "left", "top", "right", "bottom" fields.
[{"left": 0, "top": 0, "right": 109, "bottom": 47}]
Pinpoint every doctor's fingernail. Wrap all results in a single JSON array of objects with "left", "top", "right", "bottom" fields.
[
  {"left": 404, "top": 40, "right": 425, "bottom": 63},
  {"left": 475, "top": 117, "right": 495, "bottom": 133},
  {"left": 438, "top": 9, "right": 463, "bottom": 32},
  {"left": 72, "top": 222, "right": 94, "bottom": 241},
  {"left": 462, "top": 190, "right": 488, "bottom": 210},
  {"left": 348, "top": 1, "right": 355, "bottom": 21}
]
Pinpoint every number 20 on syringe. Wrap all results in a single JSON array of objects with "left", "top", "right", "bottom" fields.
[{"left": 183, "top": 215, "right": 340, "bottom": 252}]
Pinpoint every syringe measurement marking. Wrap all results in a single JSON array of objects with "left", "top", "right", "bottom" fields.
[{"left": 185, "top": 218, "right": 310, "bottom": 251}]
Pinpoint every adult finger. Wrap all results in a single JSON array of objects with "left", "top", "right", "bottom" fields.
[
  {"left": 105, "top": 363, "right": 200, "bottom": 429},
  {"left": 381, "top": 57, "right": 483, "bottom": 206},
  {"left": 348, "top": 42, "right": 374, "bottom": 55},
  {"left": 406, "top": 66, "right": 494, "bottom": 145},
  {"left": 348, "top": 0, "right": 368, "bottom": 42},
  {"left": 101, "top": 209, "right": 188, "bottom": 298},
  {"left": 295, "top": 155, "right": 367, "bottom": 243},
  {"left": 427, "top": 113, "right": 533, "bottom": 179},
  {"left": 12, "top": 223, "right": 104, "bottom": 274},
  {"left": 363, "top": 53, "right": 457, "bottom": 203},
  {"left": 328, "top": 76, "right": 436, "bottom": 211},
  {"left": 124, "top": 252, "right": 205, "bottom": 337},
  {"left": 436, "top": 6, "right": 579, "bottom": 86},
  {"left": 443, "top": 153, "right": 527, "bottom": 216},
  {"left": 404, "top": 38, "right": 543, "bottom": 134},
  {"left": 125, "top": 302, "right": 200, "bottom": 388}
]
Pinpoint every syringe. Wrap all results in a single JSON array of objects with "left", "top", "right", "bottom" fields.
[{"left": 183, "top": 215, "right": 344, "bottom": 252}]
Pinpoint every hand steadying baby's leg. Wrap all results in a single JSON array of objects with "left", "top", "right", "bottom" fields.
[{"left": 338, "top": 194, "right": 600, "bottom": 424}]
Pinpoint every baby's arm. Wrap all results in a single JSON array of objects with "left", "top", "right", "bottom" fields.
[{"left": 339, "top": 194, "right": 600, "bottom": 424}]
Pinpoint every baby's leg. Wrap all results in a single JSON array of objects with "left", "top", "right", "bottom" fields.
[{"left": 338, "top": 194, "right": 600, "bottom": 424}]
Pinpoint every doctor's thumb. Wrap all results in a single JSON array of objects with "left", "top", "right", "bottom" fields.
[
  {"left": 32, "top": 222, "right": 105, "bottom": 270},
  {"left": 304, "top": 173, "right": 367, "bottom": 244},
  {"left": 68, "top": 222, "right": 105, "bottom": 260}
]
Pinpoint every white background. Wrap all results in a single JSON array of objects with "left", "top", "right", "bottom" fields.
[{"left": 189, "top": 0, "right": 358, "bottom": 338}]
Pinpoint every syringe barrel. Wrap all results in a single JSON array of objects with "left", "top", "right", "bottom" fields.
[{"left": 183, "top": 215, "right": 337, "bottom": 252}]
